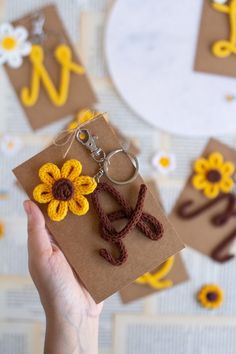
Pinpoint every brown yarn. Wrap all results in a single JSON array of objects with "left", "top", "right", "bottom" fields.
[
  {"left": 211, "top": 228, "right": 236, "bottom": 263},
  {"left": 91, "top": 182, "right": 163, "bottom": 266},
  {"left": 177, "top": 193, "right": 236, "bottom": 226},
  {"left": 52, "top": 178, "right": 74, "bottom": 201}
]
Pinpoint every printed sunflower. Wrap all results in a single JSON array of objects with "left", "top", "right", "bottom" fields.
[
  {"left": 192, "top": 152, "right": 235, "bottom": 199},
  {"left": 0, "top": 222, "right": 5, "bottom": 239},
  {"left": 33, "top": 159, "right": 97, "bottom": 221},
  {"left": 197, "top": 284, "right": 224, "bottom": 309}
]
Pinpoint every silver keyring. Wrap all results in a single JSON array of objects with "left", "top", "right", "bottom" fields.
[{"left": 103, "top": 149, "right": 139, "bottom": 185}]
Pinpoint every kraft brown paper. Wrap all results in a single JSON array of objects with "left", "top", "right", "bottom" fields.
[
  {"left": 194, "top": 0, "right": 236, "bottom": 77},
  {"left": 13, "top": 116, "right": 184, "bottom": 303},
  {"left": 170, "top": 138, "right": 236, "bottom": 260},
  {"left": 120, "top": 180, "right": 188, "bottom": 304},
  {"left": 5, "top": 4, "right": 97, "bottom": 130}
]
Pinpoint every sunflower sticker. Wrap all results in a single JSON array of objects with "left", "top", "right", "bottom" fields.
[
  {"left": 197, "top": 284, "right": 224, "bottom": 309},
  {"left": 0, "top": 23, "right": 31, "bottom": 68},
  {"left": 192, "top": 152, "right": 235, "bottom": 199},
  {"left": 33, "top": 159, "right": 97, "bottom": 221}
]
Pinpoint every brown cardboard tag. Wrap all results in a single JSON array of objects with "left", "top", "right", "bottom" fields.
[
  {"left": 170, "top": 138, "right": 236, "bottom": 262},
  {"left": 119, "top": 180, "right": 188, "bottom": 304},
  {"left": 5, "top": 4, "right": 97, "bottom": 130},
  {"left": 13, "top": 115, "right": 184, "bottom": 303},
  {"left": 119, "top": 253, "right": 188, "bottom": 304},
  {"left": 194, "top": 0, "right": 236, "bottom": 77}
]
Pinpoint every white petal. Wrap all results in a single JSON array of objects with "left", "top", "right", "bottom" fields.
[
  {"left": 0, "top": 23, "right": 14, "bottom": 37},
  {"left": 7, "top": 53, "right": 23, "bottom": 68},
  {"left": 19, "top": 41, "right": 31, "bottom": 56},
  {"left": 0, "top": 51, "right": 7, "bottom": 64},
  {"left": 0, "top": 135, "right": 22, "bottom": 156},
  {"left": 13, "top": 26, "right": 28, "bottom": 41}
]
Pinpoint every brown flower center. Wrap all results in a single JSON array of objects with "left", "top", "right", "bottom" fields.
[
  {"left": 206, "top": 169, "right": 221, "bottom": 183},
  {"left": 52, "top": 178, "right": 74, "bottom": 201},
  {"left": 206, "top": 291, "right": 218, "bottom": 302}
]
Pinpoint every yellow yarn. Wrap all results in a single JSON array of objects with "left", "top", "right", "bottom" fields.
[
  {"left": 135, "top": 256, "right": 174, "bottom": 289},
  {"left": 21, "top": 44, "right": 85, "bottom": 107},
  {"left": 212, "top": 0, "right": 236, "bottom": 57},
  {"left": 192, "top": 152, "right": 235, "bottom": 199},
  {"left": 33, "top": 159, "right": 97, "bottom": 222},
  {"left": 67, "top": 109, "right": 99, "bottom": 130}
]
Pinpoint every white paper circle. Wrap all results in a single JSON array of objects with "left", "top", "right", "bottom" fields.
[{"left": 105, "top": 0, "right": 236, "bottom": 136}]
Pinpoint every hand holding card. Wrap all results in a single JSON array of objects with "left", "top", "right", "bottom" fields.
[{"left": 13, "top": 115, "right": 184, "bottom": 303}]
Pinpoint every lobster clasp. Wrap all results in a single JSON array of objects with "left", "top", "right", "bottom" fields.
[
  {"left": 76, "top": 128, "right": 106, "bottom": 163},
  {"left": 76, "top": 129, "right": 97, "bottom": 152}
]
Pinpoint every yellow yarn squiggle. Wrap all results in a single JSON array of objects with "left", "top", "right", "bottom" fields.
[
  {"left": 212, "top": 0, "right": 236, "bottom": 57},
  {"left": 135, "top": 256, "right": 175, "bottom": 289},
  {"left": 33, "top": 159, "right": 97, "bottom": 222},
  {"left": 21, "top": 44, "right": 85, "bottom": 106}
]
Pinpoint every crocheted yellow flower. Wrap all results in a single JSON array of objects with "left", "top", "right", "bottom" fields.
[
  {"left": 68, "top": 109, "right": 98, "bottom": 130},
  {"left": 33, "top": 159, "right": 97, "bottom": 221},
  {"left": 192, "top": 152, "right": 235, "bottom": 199},
  {"left": 197, "top": 284, "right": 224, "bottom": 309}
]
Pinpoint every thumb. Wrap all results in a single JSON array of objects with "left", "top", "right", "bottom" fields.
[{"left": 24, "top": 200, "right": 52, "bottom": 260}]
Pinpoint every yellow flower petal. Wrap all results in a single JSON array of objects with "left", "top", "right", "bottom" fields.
[
  {"left": 220, "top": 161, "right": 235, "bottom": 176},
  {"left": 204, "top": 183, "right": 220, "bottom": 198},
  {"left": 208, "top": 152, "right": 224, "bottom": 169},
  {"left": 194, "top": 158, "right": 209, "bottom": 173},
  {"left": 69, "top": 194, "right": 89, "bottom": 216},
  {"left": 73, "top": 176, "right": 97, "bottom": 195},
  {"left": 33, "top": 184, "right": 53, "bottom": 203},
  {"left": 39, "top": 163, "right": 61, "bottom": 186},
  {"left": 68, "top": 120, "right": 78, "bottom": 130},
  {"left": 77, "top": 109, "right": 96, "bottom": 124},
  {"left": 61, "top": 159, "right": 82, "bottom": 181},
  {"left": 220, "top": 176, "right": 234, "bottom": 193},
  {"left": 48, "top": 200, "right": 68, "bottom": 221},
  {"left": 192, "top": 174, "right": 208, "bottom": 190}
]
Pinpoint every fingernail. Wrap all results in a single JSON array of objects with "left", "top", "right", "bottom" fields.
[{"left": 23, "top": 201, "right": 31, "bottom": 215}]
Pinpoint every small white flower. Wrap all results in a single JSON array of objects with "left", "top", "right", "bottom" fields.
[
  {"left": 0, "top": 23, "right": 31, "bottom": 68},
  {"left": 0, "top": 134, "right": 22, "bottom": 156},
  {"left": 152, "top": 151, "right": 176, "bottom": 174}
]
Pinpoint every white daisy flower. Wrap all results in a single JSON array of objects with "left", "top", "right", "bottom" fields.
[
  {"left": 0, "top": 134, "right": 22, "bottom": 156},
  {"left": 0, "top": 23, "right": 32, "bottom": 68},
  {"left": 152, "top": 151, "right": 176, "bottom": 174}
]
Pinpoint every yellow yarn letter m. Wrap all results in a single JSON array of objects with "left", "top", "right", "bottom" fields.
[{"left": 21, "top": 44, "right": 85, "bottom": 107}]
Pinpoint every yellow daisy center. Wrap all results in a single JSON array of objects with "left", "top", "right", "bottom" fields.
[
  {"left": 2, "top": 36, "right": 17, "bottom": 50},
  {"left": 7, "top": 142, "right": 14, "bottom": 150},
  {"left": 159, "top": 156, "right": 170, "bottom": 168},
  {"left": 52, "top": 178, "right": 74, "bottom": 201}
]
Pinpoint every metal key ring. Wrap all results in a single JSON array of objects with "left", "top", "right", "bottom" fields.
[{"left": 103, "top": 148, "right": 139, "bottom": 185}]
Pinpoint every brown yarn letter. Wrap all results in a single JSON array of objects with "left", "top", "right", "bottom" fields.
[{"left": 91, "top": 182, "right": 163, "bottom": 266}]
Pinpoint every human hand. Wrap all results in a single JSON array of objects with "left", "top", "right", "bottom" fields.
[{"left": 24, "top": 200, "right": 103, "bottom": 354}]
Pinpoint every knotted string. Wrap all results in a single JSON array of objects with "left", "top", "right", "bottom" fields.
[
  {"left": 91, "top": 182, "right": 164, "bottom": 266},
  {"left": 53, "top": 112, "right": 105, "bottom": 158}
]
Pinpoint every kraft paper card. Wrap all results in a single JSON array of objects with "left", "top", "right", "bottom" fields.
[
  {"left": 194, "top": 0, "right": 236, "bottom": 77},
  {"left": 119, "top": 252, "right": 188, "bottom": 304},
  {"left": 13, "top": 115, "right": 184, "bottom": 303},
  {"left": 5, "top": 4, "right": 97, "bottom": 130},
  {"left": 170, "top": 138, "right": 236, "bottom": 263},
  {"left": 120, "top": 180, "right": 188, "bottom": 304}
]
